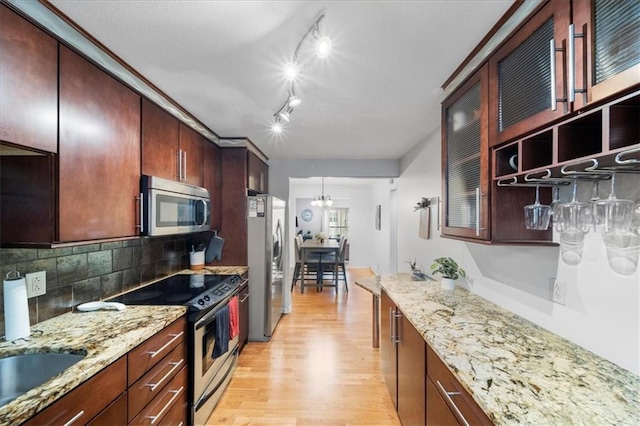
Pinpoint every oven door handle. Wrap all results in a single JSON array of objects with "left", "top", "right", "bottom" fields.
[
  {"left": 194, "top": 345, "right": 239, "bottom": 412},
  {"left": 195, "top": 287, "right": 241, "bottom": 330}
]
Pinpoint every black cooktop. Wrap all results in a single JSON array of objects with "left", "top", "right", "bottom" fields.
[{"left": 108, "top": 274, "right": 241, "bottom": 319}]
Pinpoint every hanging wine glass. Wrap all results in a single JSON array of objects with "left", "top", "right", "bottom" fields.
[
  {"left": 549, "top": 186, "right": 561, "bottom": 222},
  {"left": 592, "top": 174, "right": 633, "bottom": 234},
  {"left": 524, "top": 186, "right": 551, "bottom": 230},
  {"left": 556, "top": 180, "right": 591, "bottom": 233}
]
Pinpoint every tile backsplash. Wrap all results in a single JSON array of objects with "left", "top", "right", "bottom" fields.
[{"left": 0, "top": 233, "right": 210, "bottom": 338}]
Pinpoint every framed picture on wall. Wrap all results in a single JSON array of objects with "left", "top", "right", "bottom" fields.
[{"left": 375, "top": 204, "right": 381, "bottom": 230}]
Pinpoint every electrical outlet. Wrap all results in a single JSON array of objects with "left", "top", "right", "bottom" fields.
[
  {"left": 26, "top": 271, "right": 46, "bottom": 298},
  {"left": 552, "top": 279, "right": 566, "bottom": 305}
]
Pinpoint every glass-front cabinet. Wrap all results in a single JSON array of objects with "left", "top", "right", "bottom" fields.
[{"left": 442, "top": 66, "right": 490, "bottom": 241}]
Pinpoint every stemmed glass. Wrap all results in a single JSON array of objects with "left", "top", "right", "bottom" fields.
[
  {"left": 592, "top": 174, "right": 633, "bottom": 234},
  {"left": 549, "top": 186, "right": 561, "bottom": 222},
  {"left": 524, "top": 186, "right": 551, "bottom": 230},
  {"left": 556, "top": 181, "right": 591, "bottom": 266}
]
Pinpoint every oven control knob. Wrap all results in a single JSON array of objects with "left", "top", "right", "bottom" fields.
[
  {"left": 204, "top": 295, "right": 211, "bottom": 301},
  {"left": 198, "top": 299, "right": 205, "bottom": 305}
]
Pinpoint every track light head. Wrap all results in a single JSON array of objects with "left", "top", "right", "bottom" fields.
[
  {"left": 284, "top": 62, "right": 300, "bottom": 82},
  {"left": 279, "top": 109, "right": 291, "bottom": 123},
  {"left": 316, "top": 36, "right": 332, "bottom": 58},
  {"left": 288, "top": 95, "right": 302, "bottom": 107},
  {"left": 271, "top": 117, "right": 283, "bottom": 133}
]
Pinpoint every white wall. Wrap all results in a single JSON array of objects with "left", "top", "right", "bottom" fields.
[{"left": 393, "top": 127, "right": 640, "bottom": 374}]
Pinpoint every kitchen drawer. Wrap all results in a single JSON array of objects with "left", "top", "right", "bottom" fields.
[
  {"left": 24, "top": 356, "right": 127, "bottom": 426},
  {"left": 87, "top": 392, "right": 127, "bottom": 426},
  {"left": 129, "top": 365, "right": 188, "bottom": 425},
  {"left": 157, "top": 386, "right": 188, "bottom": 426},
  {"left": 128, "top": 317, "right": 187, "bottom": 385},
  {"left": 426, "top": 345, "right": 492, "bottom": 425},
  {"left": 128, "top": 342, "right": 187, "bottom": 422}
]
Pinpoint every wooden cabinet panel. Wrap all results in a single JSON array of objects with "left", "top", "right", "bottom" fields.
[
  {"left": 427, "top": 345, "right": 492, "bottom": 425},
  {"left": 129, "top": 366, "right": 188, "bottom": 426},
  {"left": 87, "top": 392, "right": 127, "bottom": 426},
  {"left": 380, "top": 290, "right": 397, "bottom": 408},
  {"left": 426, "top": 377, "right": 459, "bottom": 426},
  {"left": 219, "top": 148, "right": 248, "bottom": 266},
  {"left": 157, "top": 388, "right": 188, "bottom": 426},
  {"left": 24, "top": 357, "right": 127, "bottom": 426},
  {"left": 142, "top": 98, "right": 180, "bottom": 181},
  {"left": 239, "top": 281, "right": 249, "bottom": 350},
  {"left": 397, "top": 312, "right": 426, "bottom": 426},
  {"left": 58, "top": 46, "right": 140, "bottom": 242},
  {"left": 179, "top": 123, "right": 205, "bottom": 187},
  {"left": 0, "top": 5, "right": 58, "bottom": 153},
  {"left": 128, "top": 317, "right": 187, "bottom": 385},
  {"left": 128, "top": 343, "right": 187, "bottom": 422},
  {"left": 247, "top": 151, "right": 268, "bottom": 194},
  {"left": 204, "top": 140, "right": 222, "bottom": 230}
]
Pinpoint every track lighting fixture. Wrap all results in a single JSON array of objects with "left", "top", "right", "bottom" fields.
[{"left": 270, "top": 11, "right": 331, "bottom": 133}]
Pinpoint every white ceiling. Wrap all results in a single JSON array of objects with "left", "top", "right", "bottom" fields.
[{"left": 50, "top": 0, "right": 513, "bottom": 161}]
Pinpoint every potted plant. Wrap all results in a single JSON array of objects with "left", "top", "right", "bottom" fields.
[{"left": 430, "top": 257, "right": 466, "bottom": 290}]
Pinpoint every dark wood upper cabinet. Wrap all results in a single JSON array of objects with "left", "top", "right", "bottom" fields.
[
  {"left": 247, "top": 150, "right": 268, "bottom": 194},
  {"left": 572, "top": 0, "right": 640, "bottom": 109},
  {"left": 141, "top": 98, "right": 180, "bottom": 182},
  {"left": 489, "top": 0, "right": 571, "bottom": 147},
  {"left": 204, "top": 140, "right": 222, "bottom": 230},
  {"left": 0, "top": 4, "right": 58, "bottom": 153},
  {"left": 59, "top": 45, "right": 141, "bottom": 242},
  {"left": 179, "top": 123, "right": 205, "bottom": 187}
]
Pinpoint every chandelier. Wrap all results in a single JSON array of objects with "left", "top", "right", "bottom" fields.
[
  {"left": 311, "top": 178, "right": 333, "bottom": 207},
  {"left": 271, "top": 11, "right": 332, "bottom": 133}
]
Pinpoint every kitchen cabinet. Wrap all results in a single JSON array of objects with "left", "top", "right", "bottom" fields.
[
  {"left": 239, "top": 278, "right": 250, "bottom": 351},
  {"left": 204, "top": 139, "right": 223, "bottom": 230},
  {"left": 0, "top": 4, "right": 58, "bottom": 153},
  {"left": 489, "top": 0, "right": 571, "bottom": 146},
  {"left": 426, "top": 345, "right": 492, "bottom": 426},
  {"left": 24, "top": 357, "right": 127, "bottom": 426},
  {"left": 23, "top": 316, "right": 187, "bottom": 426},
  {"left": 248, "top": 150, "right": 269, "bottom": 194},
  {"left": 381, "top": 290, "right": 426, "bottom": 426},
  {"left": 141, "top": 97, "right": 209, "bottom": 187},
  {"left": 569, "top": 0, "right": 640, "bottom": 110},
  {"left": 59, "top": 45, "right": 141, "bottom": 242}
]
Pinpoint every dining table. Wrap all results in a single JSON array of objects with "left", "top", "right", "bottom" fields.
[{"left": 300, "top": 238, "right": 340, "bottom": 293}]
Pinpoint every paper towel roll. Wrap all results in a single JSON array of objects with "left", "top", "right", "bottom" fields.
[{"left": 4, "top": 272, "right": 30, "bottom": 341}]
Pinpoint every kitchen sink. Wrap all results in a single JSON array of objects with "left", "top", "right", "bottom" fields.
[{"left": 0, "top": 352, "right": 86, "bottom": 407}]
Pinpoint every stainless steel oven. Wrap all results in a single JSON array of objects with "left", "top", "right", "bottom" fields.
[
  {"left": 141, "top": 175, "right": 210, "bottom": 236},
  {"left": 108, "top": 273, "right": 244, "bottom": 425}
]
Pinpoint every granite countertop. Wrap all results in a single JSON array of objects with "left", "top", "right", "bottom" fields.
[
  {"left": 182, "top": 266, "right": 249, "bottom": 275},
  {"left": 355, "top": 275, "right": 381, "bottom": 296},
  {"left": 379, "top": 274, "right": 640, "bottom": 425},
  {"left": 0, "top": 305, "right": 186, "bottom": 425}
]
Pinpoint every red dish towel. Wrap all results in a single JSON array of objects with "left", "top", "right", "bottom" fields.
[{"left": 228, "top": 295, "right": 239, "bottom": 339}]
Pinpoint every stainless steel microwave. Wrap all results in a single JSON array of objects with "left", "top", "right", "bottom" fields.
[{"left": 141, "top": 175, "right": 210, "bottom": 236}]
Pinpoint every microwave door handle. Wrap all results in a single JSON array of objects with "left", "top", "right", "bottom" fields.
[{"left": 197, "top": 199, "right": 208, "bottom": 227}]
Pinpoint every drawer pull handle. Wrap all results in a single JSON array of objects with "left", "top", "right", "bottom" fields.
[
  {"left": 146, "top": 359, "right": 185, "bottom": 392},
  {"left": 436, "top": 380, "right": 470, "bottom": 426},
  {"left": 239, "top": 293, "right": 250, "bottom": 303},
  {"left": 146, "top": 386, "right": 184, "bottom": 424},
  {"left": 146, "top": 332, "right": 184, "bottom": 359},
  {"left": 62, "top": 410, "right": 85, "bottom": 426}
]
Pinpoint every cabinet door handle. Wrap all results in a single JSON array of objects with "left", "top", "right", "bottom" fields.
[
  {"left": 183, "top": 150, "right": 187, "bottom": 182},
  {"left": 145, "top": 359, "right": 184, "bottom": 392},
  {"left": 389, "top": 307, "right": 394, "bottom": 343},
  {"left": 146, "top": 386, "right": 184, "bottom": 424},
  {"left": 549, "top": 39, "right": 567, "bottom": 112},
  {"left": 568, "top": 24, "right": 586, "bottom": 104},
  {"left": 393, "top": 310, "right": 402, "bottom": 344},
  {"left": 475, "top": 188, "right": 488, "bottom": 236},
  {"left": 137, "top": 192, "right": 144, "bottom": 234},
  {"left": 62, "top": 410, "right": 85, "bottom": 426},
  {"left": 177, "top": 149, "right": 182, "bottom": 181},
  {"left": 146, "top": 332, "right": 184, "bottom": 359},
  {"left": 436, "top": 380, "right": 470, "bottom": 426}
]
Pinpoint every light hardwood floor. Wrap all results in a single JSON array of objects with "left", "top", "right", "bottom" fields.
[{"left": 205, "top": 268, "right": 401, "bottom": 426}]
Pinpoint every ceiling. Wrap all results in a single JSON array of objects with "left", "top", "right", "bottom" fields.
[{"left": 49, "top": 0, "right": 513, "bottom": 161}]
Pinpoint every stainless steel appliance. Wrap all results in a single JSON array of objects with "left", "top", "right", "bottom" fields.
[
  {"left": 247, "top": 195, "right": 286, "bottom": 341},
  {"left": 108, "top": 273, "right": 245, "bottom": 425},
  {"left": 141, "top": 175, "right": 210, "bottom": 236}
]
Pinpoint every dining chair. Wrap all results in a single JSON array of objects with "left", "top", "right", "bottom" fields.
[
  {"left": 291, "top": 236, "right": 321, "bottom": 291},
  {"left": 319, "top": 238, "right": 348, "bottom": 292}
]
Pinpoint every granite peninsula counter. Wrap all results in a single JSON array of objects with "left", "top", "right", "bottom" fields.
[
  {"left": 368, "top": 274, "right": 640, "bottom": 425},
  {"left": 0, "top": 305, "right": 186, "bottom": 425}
]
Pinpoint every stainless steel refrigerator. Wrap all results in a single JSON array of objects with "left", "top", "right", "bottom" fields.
[{"left": 247, "top": 195, "right": 286, "bottom": 341}]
